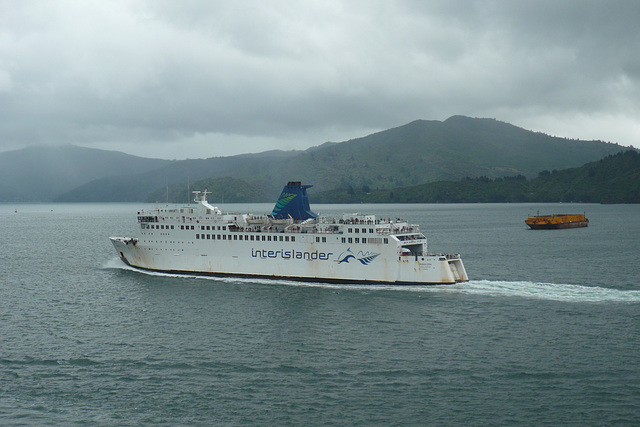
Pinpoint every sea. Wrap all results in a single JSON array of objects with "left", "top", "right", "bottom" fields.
[{"left": 1, "top": 202, "right": 639, "bottom": 426}]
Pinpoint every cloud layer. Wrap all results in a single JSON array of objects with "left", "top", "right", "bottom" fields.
[{"left": 1, "top": 0, "right": 638, "bottom": 159}]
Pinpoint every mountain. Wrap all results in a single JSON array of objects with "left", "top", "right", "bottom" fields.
[
  {"left": 314, "top": 150, "right": 640, "bottom": 204},
  {"left": 0, "top": 145, "right": 171, "bottom": 202},
  {"left": 54, "top": 150, "right": 297, "bottom": 202},
  {"left": 3, "top": 116, "right": 631, "bottom": 202},
  {"left": 145, "top": 177, "right": 267, "bottom": 204},
  {"left": 54, "top": 116, "right": 628, "bottom": 202},
  {"left": 241, "top": 115, "right": 626, "bottom": 192}
]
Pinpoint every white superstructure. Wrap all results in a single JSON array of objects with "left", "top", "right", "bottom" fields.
[{"left": 110, "top": 182, "right": 468, "bottom": 285}]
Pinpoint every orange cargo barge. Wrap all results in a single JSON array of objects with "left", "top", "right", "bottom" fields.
[{"left": 525, "top": 213, "right": 589, "bottom": 230}]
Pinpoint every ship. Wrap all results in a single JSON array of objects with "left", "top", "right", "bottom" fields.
[
  {"left": 525, "top": 213, "right": 589, "bottom": 230},
  {"left": 110, "top": 181, "right": 469, "bottom": 285}
]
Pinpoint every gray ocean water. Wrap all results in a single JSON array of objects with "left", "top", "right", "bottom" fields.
[{"left": 1, "top": 202, "right": 639, "bottom": 425}]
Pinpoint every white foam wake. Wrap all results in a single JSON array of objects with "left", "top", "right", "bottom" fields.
[
  {"left": 103, "top": 258, "right": 640, "bottom": 302},
  {"left": 451, "top": 280, "right": 640, "bottom": 303}
]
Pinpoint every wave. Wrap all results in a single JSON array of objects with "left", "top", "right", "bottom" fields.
[
  {"left": 447, "top": 280, "right": 640, "bottom": 303},
  {"left": 103, "top": 258, "right": 640, "bottom": 303}
]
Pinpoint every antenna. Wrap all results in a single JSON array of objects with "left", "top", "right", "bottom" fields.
[{"left": 166, "top": 176, "right": 169, "bottom": 204}]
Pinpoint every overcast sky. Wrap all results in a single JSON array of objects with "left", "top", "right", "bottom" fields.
[{"left": 1, "top": 0, "right": 639, "bottom": 159}]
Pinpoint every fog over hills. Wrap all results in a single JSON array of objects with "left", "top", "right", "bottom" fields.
[
  {"left": 0, "top": 145, "right": 171, "bottom": 202},
  {"left": 0, "top": 117, "right": 630, "bottom": 202}
]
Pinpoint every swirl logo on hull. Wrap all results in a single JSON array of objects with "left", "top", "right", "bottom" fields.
[{"left": 337, "top": 248, "right": 380, "bottom": 265}]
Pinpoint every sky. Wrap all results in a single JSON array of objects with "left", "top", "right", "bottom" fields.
[{"left": 1, "top": 0, "right": 639, "bottom": 160}]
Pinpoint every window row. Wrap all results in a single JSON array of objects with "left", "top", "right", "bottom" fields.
[
  {"left": 145, "top": 224, "right": 229, "bottom": 231},
  {"left": 196, "top": 234, "right": 296, "bottom": 242},
  {"left": 147, "top": 224, "right": 175, "bottom": 230},
  {"left": 347, "top": 228, "right": 376, "bottom": 234},
  {"left": 198, "top": 225, "right": 227, "bottom": 231},
  {"left": 341, "top": 237, "right": 387, "bottom": 244}
]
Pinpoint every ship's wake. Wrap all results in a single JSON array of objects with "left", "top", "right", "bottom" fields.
[
  {"left": 448, "top": 280, "right": 640, "bottom": 303},
  {"left": 104, "top": 258, "right": 640, "bottom": 303}
]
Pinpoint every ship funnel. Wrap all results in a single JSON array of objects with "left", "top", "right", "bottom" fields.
[{"left": 271, "top": 181, "right": 317, "bottom": 220}]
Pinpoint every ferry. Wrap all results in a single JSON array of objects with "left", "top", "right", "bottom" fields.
[
  {"left": 110, "top": 182, "right": 469, "bottom": 285},
  {"left": 525, "top": 213, "right": 589, "bottom": 229}
]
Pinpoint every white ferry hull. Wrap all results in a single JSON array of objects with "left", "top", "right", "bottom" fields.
[{"left": 110, "top": 237, "right": 467, "bottom": 285}]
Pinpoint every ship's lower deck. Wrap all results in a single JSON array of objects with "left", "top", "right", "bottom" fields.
[{"left": 111, "top": 237, "right": 468, "bottom": 285}]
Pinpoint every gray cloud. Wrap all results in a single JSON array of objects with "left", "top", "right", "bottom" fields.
[{"left": 1, "top": 0, "right": 638, "bottom": 159}]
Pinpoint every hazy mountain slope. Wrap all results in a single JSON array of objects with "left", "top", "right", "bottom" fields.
[
  {"left": 258, "top": 116, "right": 625, "bottom": 193},
  {"left": 54, "top": 150, "right": 298, "bottom": 202},
  {"left": 145, "top": 177, "right": 267, "bottom": 204},
  {"left": 40, "top": 116, "right": 632, "bottom": 202},
  {"left": 313, "top": 150, "right": 640, "bottom": 204},
  {"left": 0, "top": 145, "right": 171, "bottom": 201}
]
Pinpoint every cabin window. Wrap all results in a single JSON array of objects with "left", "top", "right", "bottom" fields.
[
  {"left": 191, "top": 226, "right": 195, "bottom": 230},
  {"left": 355, "top": 238, "right": 360, "bottom": 243},
  {"left": 285, "top": 236, "right": 289, "bottom": 242},
  {"left": 251, "top": 235, "right": 255, "bottom": 241},
  {"left": 348, "top": 228, "right": 352, "bottom": 233},
  {"left": 171, "top": 226, "right": 174, "bottom": 229},
  {"left": 384, "top": 238, "right": 388, "bottom": 244},
  {"left": 355, "top": 228, "right": 359, "bottom": 233},
  {"left": 341, "top": 238, "right": 346, "bottom": 243},
  {"left": 291, "top": 236, "right": 295, "bottom": 242},
  {"left": 279, "top": 236, "right": 283, "bottom": 242},
  {"left": 223, "top": 235, "right": 226, "bottom": 240},
  {"left": 361, "top": 228, "right": 366, "bottom": 233},
  {"left": 362, "top": 238, "right": 366, "bottom": 243},
  {"left": 207, "top": 234, "right": 210, "bottom": 239},
  {"left": 322, "top": 237, "right": 326, "bottom": 242},
  {"left": 370, "top": 228, "right": 374, "bottom": 233},
  {"left": 222, "top": 226, "right": 226, "bottom": 230},
  {"left": 348, "top": 238, "right": 353, "bottom": 243},
  {"left": 206, "top": 226, "right": 210, "bottom": 230},
  {"left": 233, "top": 235, "right": 237, "bottom": 240},
  {"left": 196, "top": 234, "right": 200, "bottom": 239},
  {"left": 316, "top": 237, "right": 320, "bottom": 243}
]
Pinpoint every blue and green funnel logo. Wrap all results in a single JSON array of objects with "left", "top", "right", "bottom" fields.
[{"left": 271, "top": 181, "right": 317, "bottom": 220}]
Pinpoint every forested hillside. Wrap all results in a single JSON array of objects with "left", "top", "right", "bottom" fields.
[
  {"left": 3, "top": 116, "right": 631, "bottom": 202},
  {"left": 145, "top": 177, "right": 267, "bottom": 204},
  {"left": 54, "top": 116, "right": 628, "bottom": 202},
  {"left": 313, "top": 150, "right": 640, "bottom": 204}
]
